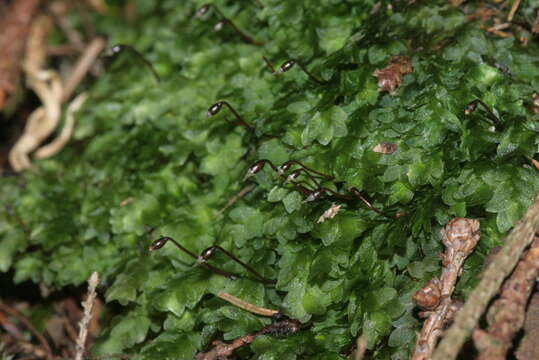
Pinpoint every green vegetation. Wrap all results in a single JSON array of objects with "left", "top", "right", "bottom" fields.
[{"left": 2, "top": 1, "right": 539, "bottom": 359}]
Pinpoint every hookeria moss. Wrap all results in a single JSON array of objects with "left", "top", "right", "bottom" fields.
[{"left": 2, "top": 1, "right": 539, "bottom": 359}]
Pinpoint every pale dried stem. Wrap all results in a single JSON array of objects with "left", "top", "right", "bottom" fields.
[
  {"left": 9, "top": 32, "right": 106, "bottom": 171},
  {"left": 216, "top": 291, "right": 278, "bottom": 317},
  {"left": 433, "top": 193, "right": 539, "bottom": 360},
  {"left": 75, "top": 272, "right": 99, "bottom": 360}
]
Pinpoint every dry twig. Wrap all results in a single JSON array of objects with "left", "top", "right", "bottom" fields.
[
  {"left": 411, "top": 217, "right": 480, "bottom": 360},
  {"left": 473, "top": 238, "right": 539, "bottom": 360},
  {"left": 507, "top": 0, "right": 522, "bottom": 22},
  {"left": 433, "top": 193, "right": 539, "bottom": 360},
  {"left": 75, "top": 271, "right": 99, "bottom": 360},
  {"left": 0, "top": 303, "right": 53, "bottom": 359},
  {"left": 60, "top": 37, "right": 106, "bottom": 103}
]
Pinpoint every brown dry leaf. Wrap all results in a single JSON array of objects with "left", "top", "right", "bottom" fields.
[
  {"left": 373, "top": 56, "right": 412, "bottom": 95},
  {"left": 373, "top": 142, "right": 397, "bottom": 154}
]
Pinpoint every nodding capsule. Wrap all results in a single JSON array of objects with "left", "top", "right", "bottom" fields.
[
  {"left": 285, "top": 169, "right": 303, "bottom": 183},
  {"left": 104, "top": 44, "right": 160, "bottom": 82},
  {"left": 463, "top": 99, "right": 503, "bottom": 129},
  {"left": 207, "top": 102, "right": 224, "bottom": 117},
  {"left": 149, "top": 236, "right": 170, "bottom": 251},
  {"left": 244, "top": 160, "right": 268, "bottom": 180},
  {"left": 279, "top": 60, "right": 296, "bottom": 73},
  {"left": 277, "top": 60, "right": 325, "bottom": 84},
  {"left": 198, "top": 246, "right": 216, "bottom": 262},
  {"left": 304, "top": 188, "right": 326, "bottom": 202},
  {"left": 213, "top": 20, "right": 227, "bottom": 31},
  {"left": 278, "top": 162, "right": 292, "bottom": 174},
  {"left": 464, "top": 100, "right": 479, "bottom": 115},
  {"left": 196, "top": 4, "right": 211, "bottom": 17}
]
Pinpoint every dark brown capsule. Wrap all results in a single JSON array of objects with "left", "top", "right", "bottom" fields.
[
  {"left": 213, "top": 20, "right": 227, "bottom": 31},
  {"left": 304, "top": 188, "right": 326, "bottom": 202},
  {"left": 207, "top": 102, "right": 224, "bottom": 117},
  {"left": 104, "top": 44, "right": 161, "bottom": 82},
  {"left": 278, "top": 161, "right": 292, "bottom": 174},
  {"left": 198, "top": 246, "right": 216, "bottom": 262},
  {"left": 464, "top": 100, "right": 479, "bottom": 115},
  {"left": 279, "top": 60, "right": 296, "bottom": 73},
  {"left": 247, "top": 159, "right": 267, "bottom": 175},
  {"left": 196, "top": 4, "right": 211, "bottom": 17},
  {"left": 285, "top": 169, "right": 303, "bottom": 183},
  {"left": 149, "top": 236, "right": 170, "bottom": 251}
]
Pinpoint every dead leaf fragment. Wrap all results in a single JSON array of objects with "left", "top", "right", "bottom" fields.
[
  {"left": 373, "top": 142, "right": 397, "bottom": 154},
  {"left": 373, "top": 56, "right": 412, "bottom": 95},
  {"left": 317, "top": 203, "right": 341, "bottom": 223}
]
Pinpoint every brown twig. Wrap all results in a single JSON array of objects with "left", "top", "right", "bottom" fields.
[
  {"left": 61, "top": 37, "right": 106, "bottom": 103},
  {"left": 195, "top": 314, "right": 301, "bottom": 360},
  {"left": 216, "top": 291, "right": 278, "bottom": 317},
  {"left": 0, "top": 0, "right": 41, "bottom": 110},
  {"left": 433, "top": 193, "right": 539, "bottom": 360},
  {"left": 0, "top": 311, "right": 24, "bottom": 340},
  {"left": 75, "top": 272, "right": 99, "bottom": 360},
  {"left": 473, "top": 238, "right": 539, "bottom": 360},
  {"left": 0, "top": 303, "right": 53, "bottom": 359},
  {"left": 412, "top": 218, "right": 480, "bottom": 360}
]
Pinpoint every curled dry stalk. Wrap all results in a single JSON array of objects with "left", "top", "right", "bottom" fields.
[
  {"left": 473, "top": 237, "right": 539, "bottom": 360},
  {"left": 216, "top": 291, "right": 278, "bottom": 317},
  {"left": 433, "top": 193, "right": 539, "bottom": 360},
  {"left": 411, "top": 217, "right": 480, "bottom": 360},
  {"left": 8, "top": 13, "right": 106, "bottom": 172}
]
